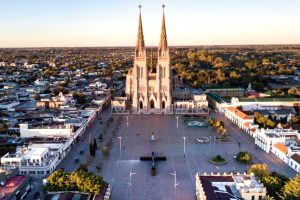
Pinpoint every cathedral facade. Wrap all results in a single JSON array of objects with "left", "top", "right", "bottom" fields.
[
  {"left": 125, "top": 7, "right": 172, "bottom": 113},
  {"left": 111, "top": 7, "right": 209, "bottom": 114}
]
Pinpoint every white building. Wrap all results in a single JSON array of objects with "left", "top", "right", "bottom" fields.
[
  {"left": 289, "top": 153, "right": 300, "bottom": 173},
  {"left": 231, "top": 97, "right": 300, "bottom": 111},
  {"left": 254, "top": 128, "right": 299, "bottom": 153},
  {"left": 173, "top": 93, "right": 208, "bottom": 114},
  {"left": 224, "top": 106, "right": 258, "bottom": 137},
  {"left": 1, "top": 143, "right": 66, "bottom": 178},
  {"left": 19, "top": 123, "right": 74, "bottom": 138}
]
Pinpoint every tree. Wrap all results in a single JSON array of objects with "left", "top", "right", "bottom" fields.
[
  {"left": 34, "top": 92, "right": 40, "bottom": 100},
  {"left": 262, "top": 175, "right": 285, "bottom": 199},
  {"left": 0, "top": 123, "right": 8, "bottom": 134},
  {"left": 93, "top": 138, "right": 97, "bottom": 150},
  {"left": 263, "top": 195, "right": 275, "bottom": 200},
  {"left": 279, "top": 175, "right": 300, "bottom": 200},
  {"left": 44, "top": 84, "right": 51, "bottom": 93},
  {"left": 236, "top": 151, "right": 252, "bottom": 164},
  {"left": 89, "top": 142, "right": 96, "bottom": 157},
  {"left": 73, "top": 91, "right": 86, "bottom": 105},
  {"left": 45, "top": 169, "right": 108, "bottom": 195},
  {"left": 247, "top": 163, "right": 270, "bottom": 179}
]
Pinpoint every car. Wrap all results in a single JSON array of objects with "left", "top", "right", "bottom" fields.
[
  {"left": 197, "top": 137, "right": 209, "bottom": 144},
  {"left": 74, "top": 159, "right": 80, "bottom": 164}
]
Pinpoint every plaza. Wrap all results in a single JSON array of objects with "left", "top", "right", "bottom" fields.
[{"left": 99, "top": 113, "right": 296, "bottom": 200}]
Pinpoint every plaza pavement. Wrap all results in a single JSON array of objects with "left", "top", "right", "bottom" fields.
[{"left": 58, "top": 110, "right": 297, "bottom": 200}]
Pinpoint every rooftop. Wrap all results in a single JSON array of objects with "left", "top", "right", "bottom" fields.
[
  {"left": 273, "top": 143, "right": 289, "bottom": 154},
  {"left": 0, "top": 175, "right": 28, "bottom": 200},
  {"left": 198, "top": 173, "right": 266, "bottom": 200},
  {"left": 239, "top": 97, "right": 300, "bottom": 102},
  {"left": 291, "top": 153, "right": 300, "bottom": 164},
  {"left": 207, "top": 93, "right": 228, "bottom": 104}
]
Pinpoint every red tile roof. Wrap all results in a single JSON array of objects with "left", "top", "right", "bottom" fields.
[
  {"left": 226, "top": 107, "right": 252, "bottom": 120},
  {"left": 273, "top": 143, "right": 288, "bottom": 154},
  {"left": 244, "top": 122, "right": 250, "bottom": 128}
]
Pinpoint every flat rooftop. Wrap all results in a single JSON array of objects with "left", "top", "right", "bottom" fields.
[{"left": 0, "top": 175, "right": 28, "bottom": 200}]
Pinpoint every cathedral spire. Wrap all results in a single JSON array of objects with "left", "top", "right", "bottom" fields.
[
  {"left": 158, "top": 5, "right": 168, "bottom": 58},
  {"left": 135, "top": 5, "right": 145, "bottom": 58}
]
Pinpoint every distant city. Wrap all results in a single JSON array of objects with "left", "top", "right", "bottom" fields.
[{"left": 0, "top": 3, "right": 300, "bottom": 200}]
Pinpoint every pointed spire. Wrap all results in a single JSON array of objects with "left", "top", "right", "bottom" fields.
[
  {"left": 136, "top": 5, "right": 145, "bottom": 57},
  {"left": 158, "top": 5, "right": 168, "bottom": 57}
]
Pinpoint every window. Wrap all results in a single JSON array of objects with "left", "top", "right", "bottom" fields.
[
  {"left": 46, "top": 170, "right": 50, "bottom": 174},
  {"left": 251, "top": 196, "right": 255, "bottom": 200},
  {"left": 259, "top": 196, "right": 262, "bottom": 200},
  {"left": 29, "top": 171, "right": 36, "bottom": 174},
  {"left": 38, "top": 171, "right": 44, "bottom": 174}
]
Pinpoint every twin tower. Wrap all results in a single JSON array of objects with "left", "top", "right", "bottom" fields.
[{"left": 125, "top": 5, "right": 172, "bottom": 113}]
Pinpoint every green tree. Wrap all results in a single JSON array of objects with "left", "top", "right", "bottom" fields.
[
  {"left": 236, "top": 151, "right": 252, "bottom": 164},
  {"left": 247, "top": 163, "right": 270, "bottom": 179},
  {"left": 262, "top": 175, "right": 284, "bottom": 199},
  {"left": 279, "top": 175, "right": 300, "bottom": 200}
]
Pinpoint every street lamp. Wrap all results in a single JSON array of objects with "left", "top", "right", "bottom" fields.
[
  {"left": 126, "top": 116, "right": 129, "bottom": 128},
  {"left": 128, "top": 170, "right": 136, "bottom": 199},
  {"left": 182, "top": 137, "right": 187, "bottom": 158},
  {"left": 118, "top": 136, "right": 122, "bottom": 157},
  {"left": 170, "top": 171, "right": 179, "bottom": 198},
  {"left": 176, "top": 116, "right": 179, "bottom": 129}
]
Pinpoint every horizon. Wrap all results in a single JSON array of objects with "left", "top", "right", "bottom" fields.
[{"left": 1, "top": 0, "right": 300, "bottom": 48}]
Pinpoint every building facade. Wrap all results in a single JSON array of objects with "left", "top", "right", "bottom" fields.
[{"left": 125, "top": 7, "right": 172, "bottom": 113}]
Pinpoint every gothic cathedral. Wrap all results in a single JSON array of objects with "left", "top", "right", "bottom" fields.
[{"left": 125, "top": 6, "right": 172, "bottom": 113}]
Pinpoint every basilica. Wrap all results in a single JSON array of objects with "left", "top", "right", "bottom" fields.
[{"left": 112, "top": 6, "right": 208, "bottom": 114}]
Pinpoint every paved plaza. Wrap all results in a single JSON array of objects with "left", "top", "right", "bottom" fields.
[
  {"left": 58, "top": 111, "right": 297, "bottom": 200},
  {"left": 101, "top": 113, "right": 296, "bottom": 200}
]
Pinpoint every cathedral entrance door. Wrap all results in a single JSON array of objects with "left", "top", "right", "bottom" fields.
[
  {"left": 150, "top": 100, "right": 155, "bottom": 109},
  {"left": 140, "top": 101, "right": 143, "bottom": 109},
  {"left": 162, "top": 101, "right": 165, "bottom": 109}
]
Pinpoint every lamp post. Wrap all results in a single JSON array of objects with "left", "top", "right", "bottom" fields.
[
  {"left": 170, "top": 171, "right": 179, "bottom": 199},
  {"left": 126, "top": 116, "right": 129, "bottom": 128},
  {"left": 118, "top": 136, "right": 122, "bottom": 157},
  {"left": 182, "top": 137, "right": 187, "bottom": 158},
  {"left": 128, "top": 170, "right": 136, "bottom": 199},
  {"left": 176, "top": 116, "right": 179, "bottom": 129}
]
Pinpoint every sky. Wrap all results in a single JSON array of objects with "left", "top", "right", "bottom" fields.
[{"left": 0, "top": 0, "right": 299, "bottom": 47}]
